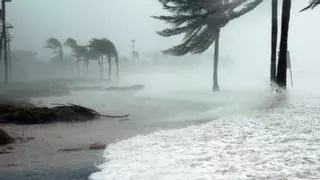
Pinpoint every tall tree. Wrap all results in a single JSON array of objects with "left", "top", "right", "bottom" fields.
[
  {"left": 154, "top": 0, "right": 263, "bottom": 91},
  {"left": 64, "top": 38, "right": 88, "bottom": 75},
  {"left": 276, "top": 0, "right": 291, "bottom": 89},
  {"left": 270, "top": 0, "right": 278, "bottom": 85},
  {"left": 89, "top": 38, "right": 119, "bottom": 81},
  {"left": 45, "top": 38, "right": 64, "bottom": 61}
]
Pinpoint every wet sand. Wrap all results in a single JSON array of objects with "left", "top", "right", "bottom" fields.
[
  {"left": 0, "top": 61, "right": 268, "bottom": 179},
  {"left": 0, "top": 86, "right": 214, "bottom": 179}
]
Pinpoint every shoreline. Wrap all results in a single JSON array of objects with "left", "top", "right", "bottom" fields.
[{"left": 0, "top": 118, "right": 203, "bottom": 180}]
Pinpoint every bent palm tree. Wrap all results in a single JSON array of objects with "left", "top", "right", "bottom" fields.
[
  {"left": 64, "top": 38, "right": 88, "bottom": 75},
  {"left": 45, "top": 38, "right": 64, "bottom": 61},
  {"left": 154, "top": 0, "right": 263, "bottom": 91},
  {"left": 270, "top": 0, "right": 278, "bottom": 85},
  {"left": 276, "top": 0, "right": 291, "bottom": 89},
  {"left": 85, "top": 47, "right": 103, "bottom": 79},
  {"left": 89, "top": 38, "right": 119, "bottom": 81}
]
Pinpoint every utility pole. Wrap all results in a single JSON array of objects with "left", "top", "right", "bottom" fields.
[
  {"left": 131, "top": 40, "right": 135, "bottom": 60},
  {"left": 7, "top": 24, "right": 13, "bottom": 77},
  {"left": 1, "top": 0, "right": 11, "bottom": 83}
]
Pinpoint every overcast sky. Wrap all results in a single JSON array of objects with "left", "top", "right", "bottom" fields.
[{"left": 6, "top": 0, "right": 320, "bottom": 62}]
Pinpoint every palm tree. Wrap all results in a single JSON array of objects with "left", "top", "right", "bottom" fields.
[
  {"left": 45, "top": 38, "right": 64, "bottom": 61},
  {"left": 270, "top": 0, "right": 278, "bottom": 85},
  {"left": 85, "top": 47, "right": 104, "bottom": 79},
  {"left": 89, "top": 38, "right": 119, "bottom": 81},
  {"left": 276, "top": 0, "right": 291, "bottom": 89},
  {"left": 64, "top": 38, "right": 88, "bottom": 75},
  {"left": 154, "top": 0, "right": 263, "bottom": 91}
]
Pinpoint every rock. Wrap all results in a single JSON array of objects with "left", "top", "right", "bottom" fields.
[
  {"left": 89, "top": 143, "right": 106, "bottom": 150},
  {"left": 0, "top": 128, "right": 15, "bottom": 146}
]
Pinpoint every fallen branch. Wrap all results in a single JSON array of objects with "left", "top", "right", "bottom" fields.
[{"left": 0, "top": 100, "right": 130, "bottom": 125}]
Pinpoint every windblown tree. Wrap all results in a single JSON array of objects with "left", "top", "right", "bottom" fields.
[
  {"left": 45, "top": 38, "right": 64, "bottom": 61},
  {"left": 270, "top": 0, "right": 278, "bottom": 85},
  {"left": 154, "top": 0, "right": 263, "bottom": 91},
  {"left": 276, "top": 0, "right": 291, "bottom": 89},
  {"left": 89, "top": 38, "right": 119, "bottom": 81},
  {"left": 64, "top": 38, "right": 89, "bottom": 75},
  {"left": 85, "top": 46, "right": 103, "bottom": 79}
]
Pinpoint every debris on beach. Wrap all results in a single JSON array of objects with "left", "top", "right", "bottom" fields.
[
  {"left": 15, "top": 136, "right": 35, "bottom": 143},
  {"left": 0, "top": 128, "right": 15, "bottom": 146},
  {"left": 57, "top": 143, "right": 106, "bottom": 153},
  {"left": 57, "top": 147, "right": 84, "bottom": 153},
  {"left": 0, "top": 99, "right": 130, "bottom": 125},
  {"left": 89, "top": 143, "right": 106, "bottom": 150}
]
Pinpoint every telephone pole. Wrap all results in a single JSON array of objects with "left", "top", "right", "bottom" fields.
[
  {"left": 1, "top": 0, "right": 11, "bottom": 83},
  {"left": 131, "top": 40, "right": 135, "bottom": 60},
  {"left": 7, "top": 24, "right": 13, "bottom": 77}
]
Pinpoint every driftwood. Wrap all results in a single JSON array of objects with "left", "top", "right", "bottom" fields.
[{"left": 0, "top": 101, "right": 129, "bottom": 125}]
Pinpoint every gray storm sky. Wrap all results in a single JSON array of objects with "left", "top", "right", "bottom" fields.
[
  {"left": 6, "top": 0, "right": 320, "bottom": 63},
  {"left": 7, "top": 0, "right": 170, "bottom": 58}
]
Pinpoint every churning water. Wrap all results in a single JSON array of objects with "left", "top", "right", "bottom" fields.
[
  {"left": 89, "top": 1, "right": 320, "bottom": 179},
  {"left": 88, "top": 55, "right": 320, "bottom": 180}
]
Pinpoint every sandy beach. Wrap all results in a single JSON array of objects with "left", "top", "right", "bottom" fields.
[{"left": 0, "top": 77, "right": 218, "bottom": 179}]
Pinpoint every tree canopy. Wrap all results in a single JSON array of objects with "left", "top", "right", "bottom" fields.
[
  {"left": 45, "top": 38, "right": 62, "bottom": 51},
  {"left": 89, "top": 38, "right": 118, "bottom": 57},
  {"left": 45, "top": 38, "right": 63, "bottom": 60},
  {"left": 154, "top": 0, "right": 263, "bottom": 56}
]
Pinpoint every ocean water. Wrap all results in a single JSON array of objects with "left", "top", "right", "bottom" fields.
[
  {"left": 88, "top": 51, "right": 320, "bottom": 180},
  {"left": 89, "top": 1, "right": 320, "bottom": 178},
  {"left": 89, "top": 83, "right": 320, "bottom": 180}
]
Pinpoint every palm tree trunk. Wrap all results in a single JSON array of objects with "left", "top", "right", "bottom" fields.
[
  {"left": 276, "top": 0, "right": 291, "bottom": 89},
  {"left": 270, "top": 0, "right": 278, "bottom": 85},
  {"left": 98, "top": 58, "right": 102, "bottom": 79},
  {"left": 115, "top": 54, "right": 119, "bottom": 82},
  {"left": 85, "top": 59, "right": 89, "bottom": 74},
  {"left": 212, "top": 29, "right": 220, "bottom": 92},
  {"left": 107, "top": 56, "right": 112, "bottom": 81},
  {"left": 0, "top": 33, "right": 4, "bottom": 74},
  {"left": 76, "top": 58, "right": 80, "bottom": 77},
  {"left": 101, "top": 56, "right": 104, "bottom": 79}
]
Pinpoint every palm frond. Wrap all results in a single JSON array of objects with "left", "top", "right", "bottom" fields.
[
  {"left": 155, "top": 0, "right": 263, "bottom": 56},
  {"left": 45, "top": 38, "right": 62, "bottom": 50},
  {"left": 89, "top": 38, "right": 118, "bottom": 56},
  {"left": 163, "top": 25, "right": 218, "bottom": 56},
  {"left": 301, "top": 0, "right": 320, "bottom": 12},
  {"left": 64, "top": 38, "right": 78, "bottom": 47}
]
